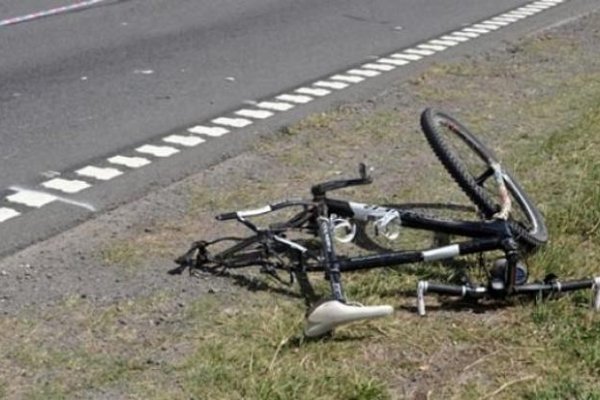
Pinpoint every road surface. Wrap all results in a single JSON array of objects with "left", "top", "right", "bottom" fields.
[{"left": 0, "top": 0, "right": 597, "bottom": 256}]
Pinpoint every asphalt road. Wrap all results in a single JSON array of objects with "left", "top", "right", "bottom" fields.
[{"left": 0, "top": 0, "right": 598, "bottom": 256}]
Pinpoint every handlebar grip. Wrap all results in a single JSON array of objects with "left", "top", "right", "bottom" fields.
[
  {"left": 216, "top": 212, "right": 238, "bottom": 221},
  {"left": 216, "top": 205, "right": 274, "bottom": 221},
  {"left": 513, "top": 279, "right": 595, "bottom": 294},
  {"left": 426, "top": 283, "right": 467, "bottom": 296}
]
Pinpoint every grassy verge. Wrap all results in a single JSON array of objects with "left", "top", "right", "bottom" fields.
[{"left": 2, "top": 13, "right": 600, "bottom": 400}]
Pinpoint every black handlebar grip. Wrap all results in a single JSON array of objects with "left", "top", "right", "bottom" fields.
[
  {"left": 559, "top": 280, "right": 595, "bottom": 291},
  {"left": 426, "top": 283, "right": 467, "bottom": 296},
  {"left": 215, "top": 212, "right": 238, "bottom": 221}
]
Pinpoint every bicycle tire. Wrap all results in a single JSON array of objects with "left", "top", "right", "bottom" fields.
[{"left": 420, "top": 108, "right": 548, "bottom": 249}]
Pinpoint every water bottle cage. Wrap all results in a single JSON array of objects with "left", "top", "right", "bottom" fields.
[
  {"left": 374, "top": 210, "right": 402, "bottom": 240},
  {"left": 330, "top": 216, "right": 357, "bottom": 244}
]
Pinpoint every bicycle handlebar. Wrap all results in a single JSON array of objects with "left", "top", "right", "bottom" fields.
[
  {"left": 216, "top": 164, "right": 371, "bottom": 221},
  {"left": 310, "top": 163, "right": 372, "bottom": 197},
  {"left": 215, "top": 200, "right": 313, "bottom": 221},
  {"left": 417, "top": 277, "right": 600, "bottom": 315}
]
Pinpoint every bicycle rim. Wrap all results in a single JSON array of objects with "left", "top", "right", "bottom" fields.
[{"left": 420, "top": 108, "right": 548, "bottom": 250}]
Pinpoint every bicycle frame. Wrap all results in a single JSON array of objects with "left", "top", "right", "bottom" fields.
[{"left": 173, "top": 164, "right": 600, "bottom": 319}]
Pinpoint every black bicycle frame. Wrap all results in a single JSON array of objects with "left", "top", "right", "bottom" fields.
[{"left": 306, "top": 221, "right": 505, "bottom": 273}]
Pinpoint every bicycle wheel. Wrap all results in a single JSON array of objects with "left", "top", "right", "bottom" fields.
[{"left": 420, "top": 108, "right": 548, "bottom": 249}]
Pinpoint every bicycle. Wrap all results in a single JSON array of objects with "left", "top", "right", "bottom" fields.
[{"left": 171, "top": 108, "right": 600, "bottom": 338}]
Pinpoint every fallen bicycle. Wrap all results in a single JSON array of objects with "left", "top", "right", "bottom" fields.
[{"left": 170, "top": 108, "right": 600, "bottom": 338}]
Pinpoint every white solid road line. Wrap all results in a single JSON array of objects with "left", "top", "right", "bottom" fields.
[{"left": 0, "top": 0, "right": 108, "bottom": 27}]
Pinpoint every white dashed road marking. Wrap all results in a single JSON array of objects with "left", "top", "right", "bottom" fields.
[
  {"left": 0, "top": 0, "right": 569, "bottom": 225},
  {"left": 235, "top": 109, "right": 274, "bottom": 119},
  {"left": 377, "top": 58, "right": 410, "bottom": 66},
  {"left": 441, "top": 35, "right": 470, "bottom": 42},
  {"left": 7, "top": 189, "right": 57, "bottom": 208},
  {"left": 484, "top": 20, "right": 511, "bottom": 26},
  {"left": 404, "top": 48, "right": 436, "bottom": 56},
  {"left": 256, "top": 101, "right": 295, "bottom": 111},
  {"left": 42, "top": 178, "right": 91, "bottom": 194},
  {"left": 163, "top": 135, "right": 205, "bottom": 147},
  {"left": 108, "top": 155, "right": 151, "bottom": 168},
  {"left": 276, "top": 94, "right": 314, "bottom": 104},
  {"left": 212, "top": 117, "right": 253, "bottom": 128},
  {"left": 187, "top": 125, "right": 230, "bottom": 137},
  {"left": 463, "top": 28, "right": 490, "bottom": 34},
  {"left": 313, "top": 80, "right": 349, "bottom": 90},
  {"left": 418, "top": 44, "right": 447, "bottom": 52},
  {"left": 330, "top": 74, "right": 365, "bottom": 83},
  {"left": 473, "top": 23, "right": 500, "bottom": 30},
  {"left": 346, "top": 69, "right": 381, "bottom": 77},
  {"left": 0, "top": 208, "right": 20, "bottom": 223},
  {"left": 429, "top": 39, "right": 459, "bottom": 47},
  {"left": 390, "top": 53, "right": 423, "bottom": 61},
  {"left": 296, "top": 87, "right": 331, "bottom": 97},
  {"left": 452, "top": 31, "right": 480, "bottom": 38},
  {"left": 77, "top": 166, "right": 123, "bottom": 181},
  {"left": 362, "top": 63, "right": 395, "bottom": 71},
  {"left": 136, "top": 144, "right": 180, "bottom": 158}
]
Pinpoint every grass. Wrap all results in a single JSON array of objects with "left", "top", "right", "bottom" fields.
[{"left": 2, "top": 13, "right": 600, "bottom": 400}]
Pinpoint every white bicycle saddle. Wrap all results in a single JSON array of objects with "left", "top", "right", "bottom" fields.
[{"left": 304, "top": 300, "right": 394, "bottom": 338}]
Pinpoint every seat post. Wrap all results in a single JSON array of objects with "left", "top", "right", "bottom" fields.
[{"left": 317, "top": 216, "right": 345, "bottom": 302}]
